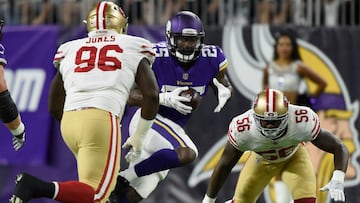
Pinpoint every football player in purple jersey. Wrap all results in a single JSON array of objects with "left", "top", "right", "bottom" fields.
[
  {"left": 108, "top": 11, "right": 233, "bottom": 203},
  {"left": 0, "top": 20, "right": 26, "bottom": 151}
]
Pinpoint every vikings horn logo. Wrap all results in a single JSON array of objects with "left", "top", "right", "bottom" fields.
[{"left": 188, "top": 24, "right": 360, "bottom": 203}]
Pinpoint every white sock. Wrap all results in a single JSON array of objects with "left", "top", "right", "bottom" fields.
[{"left": 274, "top": 180, "right": 292, "bottom": 203}]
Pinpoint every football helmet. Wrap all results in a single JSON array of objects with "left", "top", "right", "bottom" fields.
[
  {"left": 252, "top": 89, "right": 289, "bottom": 139},
  {"left": 166, "top": 11, "right": 205, "bottom": 63},
  {"left": 86, "top": 1, "right": 128, "bottom": 34}
]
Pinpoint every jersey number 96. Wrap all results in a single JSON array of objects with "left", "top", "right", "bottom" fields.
[{"left": 75, "top": 45, "right": 123, "bottom": 72}]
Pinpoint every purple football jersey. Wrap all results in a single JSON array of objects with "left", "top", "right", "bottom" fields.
[{"left": 152, "top": 41, "right": 228, "bottom": 126}]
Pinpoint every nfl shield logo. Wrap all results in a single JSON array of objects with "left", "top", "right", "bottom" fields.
[{"left": 182, "top": 73, "right": 189, "bottom": 80}]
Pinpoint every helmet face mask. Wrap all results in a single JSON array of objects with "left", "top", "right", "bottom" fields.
[
  {"left": 253, "top": 89, "right": 289, "bottom": 139},
  {"left": 86, "top": 1, "right": 128, "bottom": 34},
  {"left": 166, "top": 11, "right": 205, "bottom": 63}
]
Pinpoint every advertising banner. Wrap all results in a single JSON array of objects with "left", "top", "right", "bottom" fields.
[{"left": 0, "top": 26, "right": 59, "bottom": 165}]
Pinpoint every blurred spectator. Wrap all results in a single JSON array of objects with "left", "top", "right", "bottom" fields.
[
  {"left": 257, "top": 0, "right": 291, "bottom": 25},
  {"left": 31, "top": 0, "right": 56, "bottom": 25},
  {"left": 161, "top": 0, "right": 186, "bottom": 24},
  {"left": 338, "top": 0, "right": 359, "bottom": 26},
  {"left": 16, "top": 0, "right": 56, "bottom": 25},
  {"left": 56, "top": 0, "right": 81, "bottom": 26},
  {"left": 324, "top": 0, "right": 340, "bottom": 26},
  {"left": 118, "top": 0, "right": 143, "bottom": 25},
  {"left": 291, "top": 0, "right": 307, "bottom": 25}
]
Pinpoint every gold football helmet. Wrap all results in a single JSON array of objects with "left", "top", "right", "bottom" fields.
[
  {"left": 253, "top": 89, "right": 289, "bottom": 139},
  {"left": 86, "top": 1, "right": 128, "bottom": 34}
]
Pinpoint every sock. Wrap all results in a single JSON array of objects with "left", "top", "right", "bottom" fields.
[
  {"left": 54, "top": 181, "right": 95, "bottom": 203},
  {"left": 294, "top": 198, "right": 316, "bottom": 203},
  {"left": 274, "top": 180, "right": 292, "bottom": 203},
  {"left": 134, "top": 149, "right": 180, "bottom": 177}
]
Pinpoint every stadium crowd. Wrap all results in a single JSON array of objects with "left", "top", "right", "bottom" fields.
[{"left": 0, "top": 0, "right": 358, "bottom": 27}]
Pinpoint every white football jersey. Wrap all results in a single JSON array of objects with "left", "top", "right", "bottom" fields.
[
  {"left": 53, "top": 30, "right": 155, "bottom": 117},
  {"left": 228, "top": 104, "right": 320, "bottom": 162}
]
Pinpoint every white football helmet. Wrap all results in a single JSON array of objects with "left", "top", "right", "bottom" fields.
[
  {"left": 253, "top": 89, "right": 289, "bottom": 139},
  {"left": 86, "top": 1, "right": 128, "bottom": 34}
]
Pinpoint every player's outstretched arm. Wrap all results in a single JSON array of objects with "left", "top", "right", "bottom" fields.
[
  {"left": 123, "top": 58, "right": 159, "bottom": 162},
  {"left": 311, "top": 128, "right": 349, "bottom": 172},
  {"left": 203, "top": 141, "right": 242, "bottom": 203},
  {"left": 311, "top": 128, "right": 349, "bottom": 202}
]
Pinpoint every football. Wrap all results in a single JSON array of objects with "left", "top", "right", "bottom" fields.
[{"left": 179, "top": 88, "right": 202, "bottom": 110}]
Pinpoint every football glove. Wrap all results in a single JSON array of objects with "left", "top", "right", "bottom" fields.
[
  {"left": 213, "top": 78, "right": 231, "bottom": 112},
  {"left": 123, "top": 117, "right": 154, "bottom": 163},
  {"left": 202, "top": 194, "right": 216, "bottom": 203},
  {"left": 159, "top": 86, "right": 192, "bottom": 115},
  {"left": 320, "top": 170, "right": 345, "bottom": 202},
  {"left": 123, "top": 135, "right": 142, "bottom": 163},
  {"left": 13, "top": 131, "right": 25, "bottom": 151}
]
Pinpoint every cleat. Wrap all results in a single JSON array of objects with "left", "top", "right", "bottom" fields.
[
  {"left": 9, "top": 195, "right": 24, "bottom": 203},
  {"left": 9, "top": 173, "right": 38, "bottom": 203},
  {"left": 107, "top": 176, "right": 130, "bottom": 203}
]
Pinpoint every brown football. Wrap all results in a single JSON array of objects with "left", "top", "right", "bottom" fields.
[{"left": 179, "top": 88, "right": 202, "bottom": 110}]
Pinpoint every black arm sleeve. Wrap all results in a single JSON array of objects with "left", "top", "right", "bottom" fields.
[{"left": 0, "top": 90, "right": 19, "bottom": 123}]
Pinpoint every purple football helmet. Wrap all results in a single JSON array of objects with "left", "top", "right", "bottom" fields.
[{"left": 166, "top": 11, "right": 205, "bottom": 63}]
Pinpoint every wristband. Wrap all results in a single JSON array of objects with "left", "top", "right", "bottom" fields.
[
  {"left": 10, "top": 122, "right": 25, "bottom": 136},
  {"left": 332, "top": 170, "right": 345, "bottom": 183},
  {"left": 203, "top": 194, "right": 216, "bottom": 203},
  {"left": 134, "top": 117, "right": 154, "bottom": 138}
]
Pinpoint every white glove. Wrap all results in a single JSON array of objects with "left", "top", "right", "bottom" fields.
[
  {"left": 202, "top": 194, "right": 216, "bottom": 203},
  {"left": 159, "top": 86, "right": 193, "bottom": 115},
  {"left": 13, "top": 131, "right": 25, "bottom": 151},
  {"left": 123, "top": 117, "right": 154, "bottom": 163},
  {"left": 10, "top": 122, "right": 25, "bottom": 151},
  {"left": 213, "top": 78, "right": 231, "bottom": 112},
  {"left": 320, "top": 170, "right": 345, "bottom": 202},
  {"left": 123, "top": 133, "right": 143, "bottom": 163}
]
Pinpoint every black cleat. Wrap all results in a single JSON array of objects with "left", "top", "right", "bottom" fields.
[
  {"left": 9, "top": 173, "right": 39, "bottom": 203},
  {"left": 107, "top": 176, "right": 130, "bottom": 203}
]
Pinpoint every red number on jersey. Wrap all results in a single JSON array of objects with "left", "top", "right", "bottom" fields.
[
  {"left": 236, "top": 117, "right": 250, "bottom": 132},
  {"left": 295, "top": 109, "right": 309, "bottom": 123},
  {"left": 257, "top": 145, "right": 297, "bottom": 161},
  {"left": 74, "top": 45, "right": 123, "bottom": 72}
]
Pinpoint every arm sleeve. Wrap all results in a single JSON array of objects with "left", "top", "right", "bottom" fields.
[{"left": 53, "top": 43, "right": 67, "bottom": 69}]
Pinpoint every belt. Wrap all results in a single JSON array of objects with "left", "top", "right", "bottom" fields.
[{"left": 68, "top": 107, "right": 97, "bottom": 112}]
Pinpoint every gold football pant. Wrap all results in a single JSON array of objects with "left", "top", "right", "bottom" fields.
[
  {"left": 61, "top": 108, "right": 121, "bottom": 202},
  {"left": 233, "top": 145, "right": 316, "bottom": 203}
]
